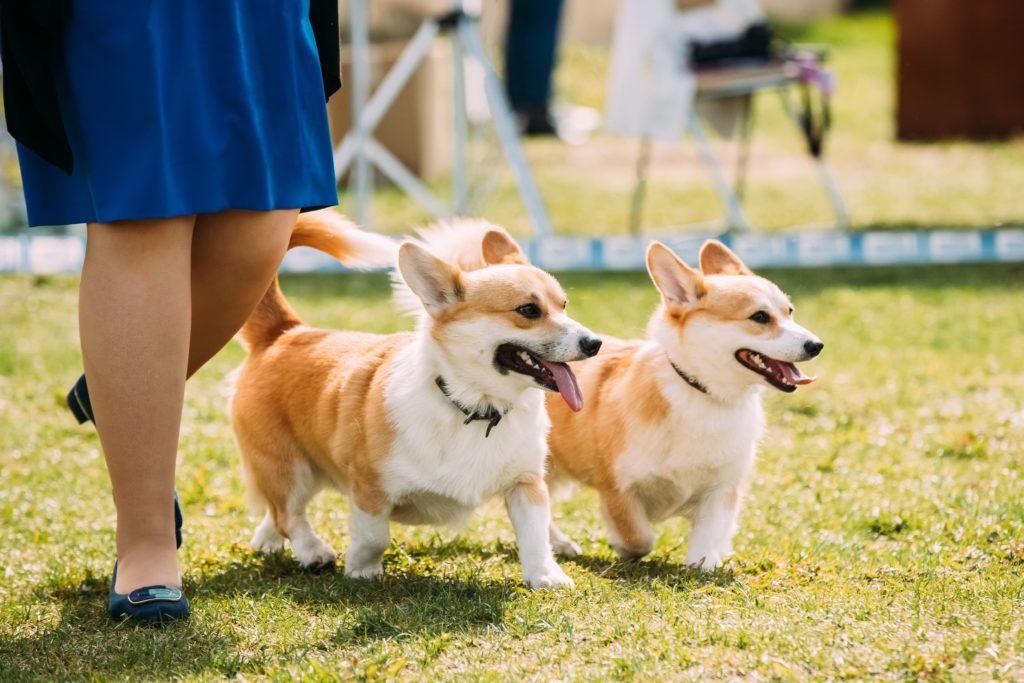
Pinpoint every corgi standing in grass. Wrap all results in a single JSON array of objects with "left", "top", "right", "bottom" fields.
[
  {"left": 545, "top": 240, "right": 823, "bottom": 569},
  {"left": 229, "top": 211, "right": 602, "bottom": 588}
]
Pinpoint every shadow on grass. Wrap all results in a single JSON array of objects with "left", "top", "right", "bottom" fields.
[
  {"left": 565, "top": 552, "right": 738, "bottom": 590},
  {"left": 0, "top": 540, "right": 517, "bottom": 680}
]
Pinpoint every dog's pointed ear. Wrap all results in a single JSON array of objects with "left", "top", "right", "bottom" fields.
[
  {"left": 699, "top": 240, "right": 752, "bottom": 276},
  {"left": 481, "top": 229, "right": 528, "bottom": 266},
  {"left": 398, "top": 242, "right": 465, "bottom": 317},
  {"left": 646, "top": 241, "right": 704, "bottom": 308}
]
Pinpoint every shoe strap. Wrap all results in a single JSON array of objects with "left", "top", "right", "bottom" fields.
[{"left": 127, "top": 585, "right": 183, "bottom": 605}]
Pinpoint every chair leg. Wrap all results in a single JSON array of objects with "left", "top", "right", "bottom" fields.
[
  {"left": 688, "top": 114, "right": 751, "bottom": 232},
  {"left": 629, "top": 136, "right": 652, "bottom": 236}
]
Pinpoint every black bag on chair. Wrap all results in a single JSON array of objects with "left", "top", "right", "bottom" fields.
[{"left": 689, "top": 23, "right": 775, "bottom": 66}]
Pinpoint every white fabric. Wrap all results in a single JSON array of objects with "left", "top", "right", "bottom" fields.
[{"left": 605, "top": 0, "right": 765, "bottom": 139}]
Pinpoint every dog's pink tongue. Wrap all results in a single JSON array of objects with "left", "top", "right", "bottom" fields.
[
  {"left": 539, "top": 360, "right": 584, "bottom": 412},
  {"left": 776, "top": 360, "right": 815, "bottom": 385}
]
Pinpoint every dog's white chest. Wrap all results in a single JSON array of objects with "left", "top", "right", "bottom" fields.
[
  {"left": 384, "top": 391, "right": 550, "bottom": 521},
  {"left": 615, "top": 392, "right": 763, "bottom": 520}
]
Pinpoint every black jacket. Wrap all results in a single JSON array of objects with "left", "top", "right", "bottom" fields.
[{"left": 0, "top": 0, "right": 341, "bottom": 175}]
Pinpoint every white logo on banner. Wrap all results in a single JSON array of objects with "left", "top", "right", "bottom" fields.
[
  {"left": 862, "top": 232, "right": 921, "bottom": 264},
  {"left": 995, "top": 230, "right": 1024, "bottom": 261},
  {"left": 731, "top": 234, "right": 789, "bottom": 267},
  {"left": 797, "top": 232, "right": 851, "bottom": 265},
  {"left": 602, "top": 236, "right": 647, "bottom": 270},
  {"left": 535, "top": 237, "right": 594, "bottom": 271},
  {"left": 929, "top": 231, "right": 982, "bottom": 263}
]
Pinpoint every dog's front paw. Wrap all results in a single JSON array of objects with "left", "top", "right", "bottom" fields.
[
  {"left": 251, "top": 529, "right": 286, "bottom": 554},
  {"left": 551, "top": 537, "right": 582, "bottom": 558},
  {"left": 293, "top": 540, "right": 339, "bottom": 569},
  {"left": 524, "top": 561, "right": 574, "bottom": 590},
  {"left": 685, "top": 549, "right": 723, "bottom": 572},
  {"left": 344, "top": 561, "right": 384, "bottom": 580}
]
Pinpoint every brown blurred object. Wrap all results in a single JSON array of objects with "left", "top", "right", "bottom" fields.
[
  {"left": 328, "top": 40, "right": 453, "bottom": 181},
  {"left": 897, "top": 0, "right": 1024, "bottom": 140},
  {"left": 675, "top": 0, "right": 716, "bottom": 10}
]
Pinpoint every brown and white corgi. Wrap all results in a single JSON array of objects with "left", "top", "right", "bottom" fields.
[
  {"left": 229, "top": 210, "right": 602, "bottom": 588},
  {"left": 545, "top": 240, "right": 823, "bottom": 569}
]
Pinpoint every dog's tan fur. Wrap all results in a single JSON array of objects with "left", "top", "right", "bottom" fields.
[
  {"left": 230, "top": 210, "right": 595, "bottom": 587},
  {"left": 545, "top": 241, "right": 823, "bottom": 566}
]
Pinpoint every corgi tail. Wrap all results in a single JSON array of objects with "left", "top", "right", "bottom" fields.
[{"left": 240, "top": 210, "right": 397, "bottom": 351}]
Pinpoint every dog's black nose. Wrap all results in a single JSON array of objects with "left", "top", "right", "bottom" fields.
[
  {"left": 579, "top": 337, "right": 603, "bottom": 358},
  {"left": 804, "top": 340, "right": 824, "bottom": 357}
]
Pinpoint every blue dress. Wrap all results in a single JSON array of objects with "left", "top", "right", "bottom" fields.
[{"left": 16, "top": 1, "right": 337, "bottom": 227}]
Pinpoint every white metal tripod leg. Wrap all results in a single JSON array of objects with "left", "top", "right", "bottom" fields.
[
  {"left": 776, "top": 89, "right": 849, "bottom": 230},
  {"left": 459, "top": 17, "right": 553, "bottom": 236},
  {"left": 347, "top": 0, "right": 373, "bottom": 227},
  {"left": 334, "top": 20, "right": 440, "bottom": 178},
  {"left": 815, "top": 157, "right": 849, "bottom": 229},
  {"left": 365, "top": 139, "right": 451, "bottom": 219},
  {"left": 452, "top": 26, "right": 470, "bottom": 215},
  {"left": 688, "top": 113, "right": 751, "bottom": 232}
]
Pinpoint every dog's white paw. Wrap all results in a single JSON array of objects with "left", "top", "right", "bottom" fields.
[
  {"left": 293, "top": 540, "right": 339, "bottom": 569},
  {"left": 344, "top": 561, "right": 384, "bottom": 580},
  {"left": 251, "top": 526, "right": 286, "bottom": 554},
  {"left": 524, "top": 561, "right": 575, "bottom": 590},
  {"left": 551, "top": 537, "right": 582, "bottom": 558},
  {"left": 685, "top": 550, "right": 723, "bottom": 572}
]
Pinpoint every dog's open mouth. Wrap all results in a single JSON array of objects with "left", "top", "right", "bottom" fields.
[
  {"left": 495, "top": 343, "right": 583, "bottom": 412},
  {"left": 735, "top": 349, "right": 815, "bottom": 393}
]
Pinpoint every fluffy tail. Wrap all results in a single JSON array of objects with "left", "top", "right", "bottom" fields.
[{"left": 240, "top": 210, "right": 397, "bottom": 351}]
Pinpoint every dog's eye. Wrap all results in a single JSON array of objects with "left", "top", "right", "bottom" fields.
[
  {"left": 788, "top": 306, "right": 794, "bottom": 315},
  {"left": 516, "top": 304, "right": 542, "bottom": 319},
  {"left": 749, "top": 310, "right": 771, "bottom": 324}
]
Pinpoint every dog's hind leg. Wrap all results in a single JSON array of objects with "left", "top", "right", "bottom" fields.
[
  {"left": 251, "top": 512, "right": 286, "bottom": 553},
  {"left": 598, "top": 486, "right": 654, "bottom": 559},
  {"left": 242, "top": 444, "right": 338, "bottom": 569},
  {"left": 549, "top": 521, "right": 582, "bottom": 558},
  {"left": 274, "top": 461, "right": 338, "bottom": 569}
]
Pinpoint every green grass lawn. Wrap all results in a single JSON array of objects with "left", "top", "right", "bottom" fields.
[{"left": 2, "top": 264, "right": 1023, "bottom": 681}]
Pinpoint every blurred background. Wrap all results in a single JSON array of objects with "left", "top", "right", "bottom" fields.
[{"left": 3, "top": 0, "right": 1023, "bottom": 261}]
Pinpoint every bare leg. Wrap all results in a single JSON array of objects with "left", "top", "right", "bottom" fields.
[
  {"left": 80, "top": 216, "right": 196, "bottom": 592},
  {"left": 186, "top": 209, "right": 297, "bottom": 376}
]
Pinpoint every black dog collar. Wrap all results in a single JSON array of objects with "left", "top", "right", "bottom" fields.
[
  {"left": 669, "top": 361, "right": 711, "bottom": 396},
  {"left": 435, "top": 376, "right": 507, "bottom": 437}
]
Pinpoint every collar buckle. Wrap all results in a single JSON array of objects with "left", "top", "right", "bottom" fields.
[{"left": 435, "top": 377, "right": 507, "bottom": 437}]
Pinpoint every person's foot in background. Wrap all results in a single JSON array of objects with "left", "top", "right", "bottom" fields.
[
  {"left": 505, "top": 0, "right": 564, "bottom": 137},
  {"left": 515, "top": 104, "right": 559, "bottom": 137}
]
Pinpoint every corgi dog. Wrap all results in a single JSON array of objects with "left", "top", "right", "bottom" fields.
[
  {"left": 544, "top": 240, "right": 823, "bottom": 569},
  {"left": 229, "top": 210, "right": 602, "bottom": 588}
]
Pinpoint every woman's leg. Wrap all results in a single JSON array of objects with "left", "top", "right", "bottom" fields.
[
  {"left": 186, "top": 209, "right": 297, "bottom": 376},
  {"left": 80, "top": 216, "right": 196, "bottom": 592}
]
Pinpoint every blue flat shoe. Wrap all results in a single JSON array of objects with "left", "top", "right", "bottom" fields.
[
  {"left": 67, "top": 374, "right": 184, "bottom": 549},
  {"left": 108, "top": 562, "right": 189, "bottom": 624},
  {"left": 67, "top": 373, "right": 93, "bottom": 425}
]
